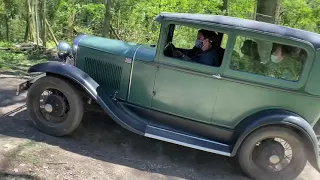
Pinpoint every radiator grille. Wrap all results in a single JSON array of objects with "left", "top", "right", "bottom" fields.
[{"left": 84, "top": 57, "right": 122, "bottom": 90}]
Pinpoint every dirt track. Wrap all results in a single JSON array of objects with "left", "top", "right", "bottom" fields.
[{"left": 0, "top": 74, "right": 320, "bottom": 180}]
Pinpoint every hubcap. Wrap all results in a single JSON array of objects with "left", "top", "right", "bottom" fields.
[
  {"left": 44, "top": 94, "right": 67, "bottom": 117},
  {"left": 39, "top": 89, "right": 70, "bottom": 123},
  {"left": 269, "top": 155, "right": 280, "bottom": 164},
  {"left": 253, "top": 138, "right": 292, "bottom": 172},
  {"left": 44, "top": 104, "right": 53, "bottom": 113}
]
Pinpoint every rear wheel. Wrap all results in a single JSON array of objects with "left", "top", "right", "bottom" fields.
[
  {"left": 238, "top": 126, "right": 307, "bottom": 180},
  {"left": 26, "top": 76, "right": 84, "bottom": 136}
]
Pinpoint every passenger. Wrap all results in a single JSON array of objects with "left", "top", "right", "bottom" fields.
[{"left": 267, "top": 45, "right": 303, "bottom": 81}]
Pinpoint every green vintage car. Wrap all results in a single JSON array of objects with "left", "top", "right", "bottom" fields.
[{"left": 17, "top": 13, "right": 320, "bottom": 180}]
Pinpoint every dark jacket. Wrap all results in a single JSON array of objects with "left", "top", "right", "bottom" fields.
[
  {"left": 186, "top": 46, "right": 203, "bottom": 58},
  {"left": 191, "top": 48, "right": 219, "bottom": 66}
]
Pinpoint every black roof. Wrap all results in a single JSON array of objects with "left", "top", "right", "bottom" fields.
[{"left": 155, "top": 12, "right": 320, "bottom": 49}]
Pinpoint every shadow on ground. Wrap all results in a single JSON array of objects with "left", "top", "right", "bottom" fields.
[
  {"left": 0, "top": 89, "right": 26, "bottom": 107},
  {"left": 0, "top": 110, "right": 248, "bottom": 180},
  {"left": 0, "top": 173, "right": 41, "bottom": 180}
]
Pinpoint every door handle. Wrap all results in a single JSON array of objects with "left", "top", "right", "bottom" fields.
[{"left": 212, "top": 74, "right": 222, "bottom": 79}]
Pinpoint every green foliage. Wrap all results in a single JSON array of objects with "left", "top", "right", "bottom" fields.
[{"left": 280, "top": 0, "right": 319, "bottom": 32}]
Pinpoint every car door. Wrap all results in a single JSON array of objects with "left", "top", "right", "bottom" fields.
[{"left": 151, "top": 23, "right": 230, "bottom": 124}]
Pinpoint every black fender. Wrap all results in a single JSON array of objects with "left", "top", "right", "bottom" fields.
[
  {"left": 28, "top": 61, "right": 146, "bottom": 136},
  {"left": 231, "top": 109, "right": 320, "bottom": 172}
]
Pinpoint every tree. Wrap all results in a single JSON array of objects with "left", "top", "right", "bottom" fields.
[
  {"left": 256, "top": 0, "right": 282, "bottom": 24},
  {"left": 223, "top": 0, "right": 229, "bottom": 15},
  {"left": 255, "top": 0, "right": 282, "bottom": 64},
  {"left": 40, "top": 0, "right": 46, "bottom": 47},
  {"left": 103, "top": 0, "right": 111, "bottom": 38}
]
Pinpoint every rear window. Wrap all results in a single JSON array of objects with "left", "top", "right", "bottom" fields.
[{"left": 230, "top": 36, "right": 307, "bottom": 82}]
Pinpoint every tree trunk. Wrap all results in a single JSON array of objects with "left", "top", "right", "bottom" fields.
[
  {"left": 35, "top": 0, "right": 40, "bottom": 46},
  {"left": 24, "top": 19, "right": 30, "bottom": 42},
  {"left": 256, "top": 0, "right": 282, "bottom": 24},
  {"left": 223, "top": 0, "right": 229, "bottom": 15},
  {"left": 103, "top": 0, "right": 112, "bottom": 38},
  {"left": 5, "top": 15, "right": 9, "bottom": 41},
  {"left": 40, "top": 0, "right": 46, "bottom": 47},
  {"left": 45, "top": 18, "right": 58, "bottom": 46},
  {"left": 29, "top": 0, "right": 37, "bottom": 43},
  {"left": 24, "top": 0, "right": 30, "bottom": 42},
  {"left": 255, "top": 0, "right": 282, "bottom": 64}
]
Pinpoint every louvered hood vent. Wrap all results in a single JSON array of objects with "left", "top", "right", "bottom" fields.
[{"left": 84, "top": 57, "right": 122, "bottom": 91}]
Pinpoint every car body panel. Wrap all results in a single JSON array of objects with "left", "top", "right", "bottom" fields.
[
  {"left": 151, "top": 64, "right": 221, "bottom": 124},
  {"left": 305, "top": 49, "right": 320, "bottom": 97},
  {"left": 213, "top": 78, "right": 320, "bottom": 128},
  {"left": 127, "top": 61, "right": 157, "bottom": 107},
  {"left": 78, "top": 36, "right": 157, "bottom": 62}
]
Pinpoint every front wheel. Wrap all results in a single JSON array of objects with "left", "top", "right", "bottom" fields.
[
  {"left": 26, "top": 76, "right": 84, "bottom": 136},
  {"left": 238, "top": 126, "right": 307, "bottom": 180}
]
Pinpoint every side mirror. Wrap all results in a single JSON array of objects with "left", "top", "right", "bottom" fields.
[{"left": 57, "top": 41, "right": 72, "bottom": 58}]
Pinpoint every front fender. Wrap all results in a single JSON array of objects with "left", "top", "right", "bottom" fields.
[
  {"left": 28, "top": 61, "right": 146, "bottom": 135},
  {"left": 29, "top": 62, "right": 99, "bottom": 98},
  {"left": 231, "top": 109, "right": 320, "bottom": 172}
]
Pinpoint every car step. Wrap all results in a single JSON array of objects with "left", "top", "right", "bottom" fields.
[{"left": 145, "top": 125, "right": 232, "bottom": 157}]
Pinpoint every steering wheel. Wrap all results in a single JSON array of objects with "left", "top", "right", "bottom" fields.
[{"left": 164, "top": 42, "right": 176, "bottom": 57}]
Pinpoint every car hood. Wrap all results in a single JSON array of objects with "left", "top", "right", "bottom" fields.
[{"left": 78, "top": 35, "right": 156, "bottom": 62}]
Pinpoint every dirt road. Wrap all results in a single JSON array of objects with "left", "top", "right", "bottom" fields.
[{"left": 0, "top": 74, "right": 319, "bottom": 180}]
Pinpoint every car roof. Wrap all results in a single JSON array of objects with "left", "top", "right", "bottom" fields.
[{"left": 155, "top": 12, "right": 320, "bottom": 49}]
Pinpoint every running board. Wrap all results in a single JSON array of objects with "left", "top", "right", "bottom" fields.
[{"left": 145, "top": 125, "right": 232, "bottom": 156}]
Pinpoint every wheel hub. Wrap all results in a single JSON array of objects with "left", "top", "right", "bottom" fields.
[
  {"left": 44, "top": 104, "right": 53, "bottom": 113},
  {"left": 254, "top": 139, "right": 285, "bottom": 170},
  {"left": 44, "top": 94, "right": 67, "bottom": 117},
  {"left": 269, "top": 155, "right": 280, "bottom": 164}
]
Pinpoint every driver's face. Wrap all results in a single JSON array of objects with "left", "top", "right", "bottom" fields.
[{"left": 197, "top": 33, "right": 205, "bottom": 41}]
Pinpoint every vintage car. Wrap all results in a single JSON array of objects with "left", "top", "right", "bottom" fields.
[{"left": 17, "top": 13, "right": 320, "bottom": 180}]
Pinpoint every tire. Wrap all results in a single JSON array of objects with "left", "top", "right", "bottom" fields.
[
  {"left": 237, "top": 126, "right": 307, "bottom": 180},
  {"left": 26, "top": 75, "right": 84, "bottom": 136}
]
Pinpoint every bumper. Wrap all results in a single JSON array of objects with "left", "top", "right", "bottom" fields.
[{"left": 16, "top": 73, "right": 46, "bottom": 96}]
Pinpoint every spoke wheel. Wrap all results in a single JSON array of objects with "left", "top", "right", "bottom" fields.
[
  {"left": 27, "top": 76, "right": 84, "bottom": 136},
  {"left": 238, "top": 126, "right": 307, "bottom": 180},
  {"left": 39, "top": 88, "right": 70, "bottom": 125}
]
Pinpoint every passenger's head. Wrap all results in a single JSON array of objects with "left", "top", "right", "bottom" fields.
[
  {"left": 271, "top": 45, "right": 284, "bottom": 63},
  {"left": 201, "top": 31, "right": 219, "bottom": 51}
]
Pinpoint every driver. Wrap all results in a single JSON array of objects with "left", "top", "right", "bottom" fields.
[
  {"left": 190, "top": 32, "right": 220, "bottom": 66},
  {"left": 173, "top": 29, "right": 212, "bottom": 59},
  {"left": 178, "top": 31, "right": 220, "bottom": 66}
]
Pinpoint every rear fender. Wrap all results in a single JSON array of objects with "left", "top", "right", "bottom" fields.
[
  {"left": 27, "top": 61, "right": 145, "bottom": 135},
  {"left": 231, "top": 109, "right": 320, "bottom": 172}
]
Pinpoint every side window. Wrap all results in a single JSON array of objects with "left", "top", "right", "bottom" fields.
[
  {"left": 230, "top": 36, "right": 307, "bottom": 82},
  {"left": 163, "top": 24, "right": 228, "bottom": 67}
]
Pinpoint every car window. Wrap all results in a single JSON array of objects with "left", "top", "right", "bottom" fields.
[
  {"left": 172, "top": 25, "right": 198, "bottom": 49},
  {"left": 230, "top": 36, "right": 307, "bottom": 82},
  {"left": 163, "top": 24, "right": 228, "bottom": 68}
]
